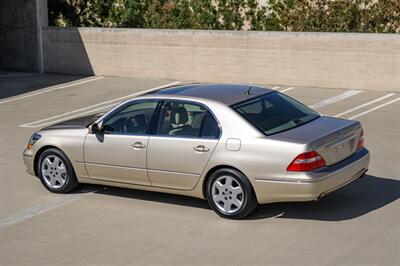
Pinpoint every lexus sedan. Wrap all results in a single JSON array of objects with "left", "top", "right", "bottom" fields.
[{"left": 23, "top": 84, "right": 370, "bottom": 219}]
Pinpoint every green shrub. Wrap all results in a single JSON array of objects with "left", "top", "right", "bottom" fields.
[{"left": 48, "top": 0, "right": 400, "bottom": 33}]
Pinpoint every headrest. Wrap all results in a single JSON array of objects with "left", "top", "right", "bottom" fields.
[
  {"left": 191, "top": 113, "right": 204, "bottom": 129},
  {"left": 127, "top": 114, "right": 147, "bottom": 129},
  {"left": 171, "top": 107, "right": 188, "bottom": 125}
]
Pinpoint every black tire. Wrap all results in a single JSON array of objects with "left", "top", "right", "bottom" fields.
[
  {"left": 206, "top": 168, "right": 257, "bottom": 219},
  {"left": 37, "top": 148, "right": 79, "bottom": 193}
]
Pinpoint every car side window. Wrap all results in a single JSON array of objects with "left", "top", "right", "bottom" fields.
[
  {"left": 158, "top": 100, "right": 214, "bottom": 138},
  {"left": 158, "top": 101, "right": 206, "bottom": 137},
  {"left": 200, "top": 111, "right": 220, "bottom": 139},
  {"left": 102, "top": 101, "right": 158, "bottom": 135}
]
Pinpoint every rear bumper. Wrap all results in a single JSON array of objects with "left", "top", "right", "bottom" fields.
[{"left": 254, "top": 148, "right": 370, "bottom": 204}]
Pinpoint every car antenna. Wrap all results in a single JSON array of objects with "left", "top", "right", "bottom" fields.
[{"left": 245, "top": 86, "right": 252, "bottom": 96}]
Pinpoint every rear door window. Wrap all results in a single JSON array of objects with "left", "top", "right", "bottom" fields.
[
  {"left": 156, "top": 100, "right": 220, "bottom": 138},
  {"left": 200, "top": 111, "right": 220, "bottom": 139}
]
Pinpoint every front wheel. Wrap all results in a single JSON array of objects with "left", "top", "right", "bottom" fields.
[
  {"left": 206, "top": 168, "right": 257, "bottom": 219},
  {"left": 37, "top": 148, "right": 79, "bottom": 193}
]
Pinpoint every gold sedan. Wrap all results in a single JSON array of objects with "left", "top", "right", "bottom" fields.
[{"left": 23, "top": 84, "right": 369, "bottom": 219}]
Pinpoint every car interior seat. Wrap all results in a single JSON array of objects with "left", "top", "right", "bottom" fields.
[
  {"left": 169, "top": 107, "right": 193, "bottom": 135},
  {"left": 125, "top": 114, "right": 147, "bottom": 133}
]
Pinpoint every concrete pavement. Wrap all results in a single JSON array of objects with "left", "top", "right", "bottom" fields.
[{"left": 0, "top": 73, "right": 399, "bottom": 265}]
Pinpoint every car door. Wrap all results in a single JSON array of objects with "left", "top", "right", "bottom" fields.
[
  {"left": 84, "top": 100, "right": 159, "bottom": 185},
  {"left": 147, "top": 100, "right": 221, "bottom": 190}
]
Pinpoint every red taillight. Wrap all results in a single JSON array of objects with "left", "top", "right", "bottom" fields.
[
  {"left": 357, "top": 129, "right": 364, "bottom": 150},
  {"left": 287, "top": 151, "right": 326, "bottom": 172}
]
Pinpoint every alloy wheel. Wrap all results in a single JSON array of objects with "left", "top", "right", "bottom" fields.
[
  {"left": 211, "top": 175, "right": 244, "bottom": 214},
  {"left": 41, "top": 155, "right": 67, "bottom": 189}
]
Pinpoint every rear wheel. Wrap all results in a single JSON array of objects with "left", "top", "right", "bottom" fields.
[
  {"left": 206, "top": 168, "right": 257, "bottom": 219},
  {"left": 37, "top": 148, "right": 79, "bottom": 193}
]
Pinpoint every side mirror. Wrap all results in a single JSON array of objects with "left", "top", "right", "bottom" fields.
[{"left": 90, "top": 123, "right": 102, "bottom": 134}]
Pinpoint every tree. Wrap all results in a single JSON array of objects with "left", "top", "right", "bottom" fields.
[
  {"left": 190, "top": 0, "right": 220, "bottom": 29},
  {"left": 107, "top": 0, "right": 150, "bottom": 27},
  {"left": 246, "top": 0, "right": 292, "bottom": 31},
  {"left": 216, "top": 0, "right": 247, "bottom": 30},
  {"left": 48, "top": 0, "right": 400, "bottom": 33},
  {"left": 48, "top": 0, "right": 113, "bottom": 27},
  {"left": 366, "top": 0, "right": 400, "bottom": 33}
]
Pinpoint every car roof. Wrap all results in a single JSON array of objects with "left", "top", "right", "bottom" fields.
[{"left": 149, "top": 83, "right": 274, "bottom": 105}]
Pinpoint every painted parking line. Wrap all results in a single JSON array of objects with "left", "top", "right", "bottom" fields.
[
  {"left": 20, "top": 98, "right": 125, "bottom": 128},
  {"left": 23, "top": 103, "right": 119, "bottom": 128},
  {"left": 0, "top": 195, "right": 83, "bottom": 229},
  {"left": 271, "top": 86, "right": 280, "bottom": 90},
  {"left": 0, "top": 76, "right": 105, "bottom": 105},
  {"left": 334, "top": 93, "right": 396, "bottom": 118},
  {"left": 0, "top": 72, "right": 18, "bottom": 78},
  {"left": 309, "top": 90, "right": 363, "bottom": 109},
  {"left": 349, "top": 96, "right": 400, "bottom": 120},
  {"left": 279, "top": 87, "right": 295, "bottom": 93},
  {"left": 0, "top": 72, "right": 38, "bottom": 79},
  {"left": 20, "top": 81, "right": 181, "bottom": 128}
]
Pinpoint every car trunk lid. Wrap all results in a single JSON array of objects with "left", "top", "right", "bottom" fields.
[{"left": 268, "top": 116, "right": 362, "bottom": 166}]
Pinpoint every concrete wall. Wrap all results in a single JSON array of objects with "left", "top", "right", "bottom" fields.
[
  {"left": 0, "top": 0, "right": 47, "bottom": 72},
  {"left": 43, "top": 27, "right": 400, "bottom": 91}
]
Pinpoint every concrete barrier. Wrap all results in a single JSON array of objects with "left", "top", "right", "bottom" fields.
[
  {"left": 0, "top": 0, "right": 47, "bottom": 72},
  {"left": 43, "top": 27, "right": 400, "bottom": 91}
]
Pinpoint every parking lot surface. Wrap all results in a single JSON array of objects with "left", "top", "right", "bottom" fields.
[{"left": 0, "top": 72, "right": 399, "bottom": 265}]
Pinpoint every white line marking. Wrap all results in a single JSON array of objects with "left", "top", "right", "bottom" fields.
[
  {"left": 21, "top": 103, "right": 118, "bottom": 128},
  {"left": 279, "top": 87, "right": 295, "bottom": 93},
  {"left": 0, "top": 195, "right": 82, "bottom": 229},
  {"left": 21, "top": 98, "right": 123, "bottom": 127},
  {"left": 0, "top": 72, "right": 38, "bottom": 79},
  {"left": 0, "top": 76, "right": 104, "bottom": 105},
  {"left": 334, "top": 93, "right": 396, "bottom": 117},
  {"left": 20, "top": 81, "right": 181, "bottom": 128},
  {"left": 348, "top": 97, "right": 400, "bottom": 120},
  {"left": 309, "top": 90, "right": 363, "bottom": 109},
  {"left": 271, "top": 86, "right": 280, "bottom": 90},
  {"left": 0, "top": 72, "right": 18, "bottom": 78}
]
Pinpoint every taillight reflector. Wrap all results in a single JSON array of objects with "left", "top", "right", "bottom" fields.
[
  {"left": 357, "top": 129, "right": 364, "bottom": 150},
  {"left": 287, "top": 151, "right": 326, "bottom": 172}
]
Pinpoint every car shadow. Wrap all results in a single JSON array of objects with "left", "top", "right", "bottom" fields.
[
  {"left": 248, "top": 174, "right": 400, "bottom": 221},
  {"left": 74, "top": 174, "right": 399, "bottom": 221},
  {"left": 75, "top": 184, "right": 210, "bottom": 210}
]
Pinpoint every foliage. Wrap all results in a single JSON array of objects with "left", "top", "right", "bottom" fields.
[
  {"left": 189, "top": 0, "right": 220, "bottom": 29},
  {"left": 216, "top": 0, "right": 247, "bottom": 30},
  {"left": 82, "top": 0, "right": 221, "bottom": 29},
  {"left": 48, "top": 0, "right": 113, "bottom": 27},
  {"left": 249, "top": 0, "right": 400, "bottom": 33},
  {"left": 48, "top": 0, "right": 400, "bottom": 33},
  {"left": 107, "top": 0, "right": 150, "bottom": 27}
]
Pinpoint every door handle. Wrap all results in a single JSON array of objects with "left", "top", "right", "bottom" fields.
[
  {"left": 193, "top": 145, "right": 209, "bottom": 152},
  {"left": 131, "top": 142, "right": 146, "bottom": 149}
]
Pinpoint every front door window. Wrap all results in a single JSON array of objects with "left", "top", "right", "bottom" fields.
[{"left": 102, "top": 101, "right": 158, "bottom": 135}]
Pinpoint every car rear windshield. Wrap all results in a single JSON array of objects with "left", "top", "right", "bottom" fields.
[{"left": 232, "top": 92, "right": 320, "bottom": 135}]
